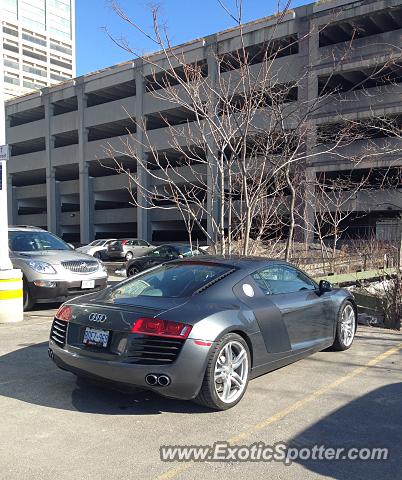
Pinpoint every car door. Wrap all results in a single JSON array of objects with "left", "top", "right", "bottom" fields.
[
  {"left": 251, "top": 264, "right": 333, "bottom": 352},
  {"left": 140, "top": 246, "right": 171, "bottom": 270}
]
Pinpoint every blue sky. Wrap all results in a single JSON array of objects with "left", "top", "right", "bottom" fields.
[{"left": 75, "top": 0, "right": 307, "bottom": 76}]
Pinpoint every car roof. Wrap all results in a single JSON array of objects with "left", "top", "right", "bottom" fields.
[
  {"left": 8, "top": 225, "right": 46, "bottom": 232},
  {"left": 175, "top": 255, "right": 289, "bottom": 273}
]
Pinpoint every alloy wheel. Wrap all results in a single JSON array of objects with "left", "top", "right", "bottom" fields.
[
  {"left": 214, "top": 341, "right": 249, "bottom": 404},
  {"left": 341, "top": 304, "right": 355, "bottom": 347}
]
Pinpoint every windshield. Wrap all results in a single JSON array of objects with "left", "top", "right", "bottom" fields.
[
  {"left": 9, "top": 231, "right": 72, "bottom": 252},
  {"left": 88, "top": 240, "right": 104, "bottom": 247},
  {"left": 105, "top": 262, "right": 232, "bottom": 300},
  {"left": 176, "top": 246, "right": 205, "bottom": 257},
  {"left": 148, "top": 246, "right": 169, "bottom": 257}
]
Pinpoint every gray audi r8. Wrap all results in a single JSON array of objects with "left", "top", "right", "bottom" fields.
[{"left": 49, "top": 257, "right": 357, "bottom": 410}]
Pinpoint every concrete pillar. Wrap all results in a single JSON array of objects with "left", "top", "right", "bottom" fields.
[
  {"left": 79, "top": 162, "right": 94, "bottom": 243},
  {"left": 296, "top": 15, "right": 318, "bottom": 245},
  {"left": 44, "top": 91, "right": 60, "bottom": 234},
  {"left": 205, "top": 35, "right": 220, "bottom": 245},
  {"left": 77, "top": 80, "right": 94, "bottom": 244},
  {"left": 46, "top": 167, "right": 61, "bottom": 235},
  {"left": 7, "top": 175, "right": 16, "bottom": 225},
  {"left": 135, "top": 60, "right": 152, "bottom": 242}
]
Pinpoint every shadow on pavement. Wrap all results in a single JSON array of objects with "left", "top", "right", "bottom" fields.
[
  {"left": 289, "top": 383, "right": 402, "bottom": 480},
  {"left": 0, "top": 341, "right": 211, "bottom": 415}
]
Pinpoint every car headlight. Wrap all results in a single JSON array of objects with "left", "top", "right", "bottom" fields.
[{"left": 27, "top": 261, "right": 57, "bottom": 274}]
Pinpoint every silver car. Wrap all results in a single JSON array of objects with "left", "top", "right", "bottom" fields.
[
  {"left": 107, "top": 238, "right": 153, "bottom": 261},
  {"left": 76, "top": 238, "right": 116, "bottom": 259},
  {"left": 9, "top": 226, "right": 108, "bottom": 311}
]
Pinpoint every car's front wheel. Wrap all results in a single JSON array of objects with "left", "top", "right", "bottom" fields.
[
  {"left": 23, "top": 280, "right": 34, "bottom": 311},
  {"left": 127, "top": 264, "right": 140, "bottom": 277},
  {"left": 194, "top": 333, "right": 250, "bottom": 410},
  {"left": 332, "top": 301, "right": 356, "bottom": 351}
]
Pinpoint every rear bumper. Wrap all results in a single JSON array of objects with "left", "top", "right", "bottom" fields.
[
  {"left": 28, "top": 278, "right": 108, "bottom": 303},
  {"left": 49, "top": 338, "right": 211, "bottom": 400}
]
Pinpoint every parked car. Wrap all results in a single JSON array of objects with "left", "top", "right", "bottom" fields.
[
  {"left": 126, "top": 244, "right": 206, "bottom": 276},
  {"left": 49, "top": 257, "right": 357, "bottom": 410},
  {"left": 107, "top": 239, "right": 153, "bottom": 261},
  {"left": 9, "top": 226, "right": 108, "bottom": 311},
  {"left": 76, "top": 238, "right": 116, "bottom": 259}
]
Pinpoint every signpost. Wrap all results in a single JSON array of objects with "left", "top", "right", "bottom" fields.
[{"left": 0, "top": 145, "right": 23, "bottom": 322}]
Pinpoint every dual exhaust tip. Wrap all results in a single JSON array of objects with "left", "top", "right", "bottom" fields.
[
  {"left": 145, "top": 374, "right": 171, "bottom": 387},
  {"left": 49, "top": 348, "right": 170, "bottom": 388}
]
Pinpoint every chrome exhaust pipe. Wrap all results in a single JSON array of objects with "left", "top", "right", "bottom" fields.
[
  {"left": 157, "top": 375, "right": 171, "bottom": 387},
  {"left": 145, "top": 374, "right": 158, "bottom": 386},
  {"left": 48, "top": 348, "right": 54, "bottom": 360}
]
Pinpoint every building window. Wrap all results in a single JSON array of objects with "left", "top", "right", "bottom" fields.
[
  {"left": 50, "top": 57, "right": 72, "bottom": 69},
  {"left": 3, "top": 57, "right": 19, "bottom": 70},
  {"left": 23, "top": 64, "right": 47, "bottom": 77},
  {"left": 2, "top": 26, "right": 18, "bottom": 37},
  {"left": 4, "top": 75, "right": 20, "bottom": 85},
  {"left": 22, "top": 49, "right": 47, "bottom": 62},
  {"left": 50, "top": 42, "right": 72, "bottom": 55},
  {"left": 22, "top": 33, "right": 47, "bottom": 47}
]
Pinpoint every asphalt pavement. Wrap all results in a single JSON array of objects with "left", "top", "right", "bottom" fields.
[{"left": 0, "top": 309, "right": 401, "bottom": 480}]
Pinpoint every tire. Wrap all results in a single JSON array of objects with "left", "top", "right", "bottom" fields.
[
  {"left": 127, "top": 265, "right": 139, "bottom": 277},
  {"left": 125, "top": 251, "right": 134, "bottom": 261},
  {"left": 23, "top": 280, "right": 34, "bottom": 311},
  {"left": 332, "top": 300, "right": 356, "bottom": 351},
  {"left": 93, "top": 251, "right": 102, "bottom": 259},
  {"left": 194, "top": 333, "right": 251, "bottom": 411}
]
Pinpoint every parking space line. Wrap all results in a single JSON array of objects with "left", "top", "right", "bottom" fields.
[{"left": 155, "top": 341, "right": 402, "bottom": 480}]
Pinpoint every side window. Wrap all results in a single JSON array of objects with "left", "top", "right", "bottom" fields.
[
  {"left": 157, "top": 246, "right": 169, "bottom": 257},
  {"left": 251, "top": 271, "right": 271, "bottom": 295},
  {"left": 131, "top": 240, "right": 140, "bottom": 246},
  {"left": 138, "top": 240, "right": 148, "bottom": 246},
  {"left": 252, "top": 265, "right": 316, "bottom": 295}
]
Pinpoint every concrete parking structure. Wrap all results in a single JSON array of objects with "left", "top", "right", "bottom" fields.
[{"left": 4, "top": 0, "right": 402, "bottom": 244}]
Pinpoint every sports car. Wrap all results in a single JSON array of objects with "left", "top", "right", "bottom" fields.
[{"left": 49, "top": 257, "right": 357, "bottom": 410}]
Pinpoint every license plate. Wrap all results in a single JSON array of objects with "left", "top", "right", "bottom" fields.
[
  {"left": 81, "top": 280, "right": 95, "bottom": 289},
  {"left": 83, "top": 327, "right": 109, "bottom": 347}
]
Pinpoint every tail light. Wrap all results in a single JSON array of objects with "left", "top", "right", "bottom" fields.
[
  {"left": 131, "top": 317, "right": 192, "bottom": 339},
  {"left": 55, "top": 305, "right": 72, "bottom": 322}
]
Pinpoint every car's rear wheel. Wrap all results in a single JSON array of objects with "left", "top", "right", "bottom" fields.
[
  {"left": 332, "top": 301, "right": 356, "bottom": 351},
  {"left": 194, "top": 333, "right": 250, "bottom": 410},
  {"left": 23, "top": 280, "right": 34, "bottom": 311},
  {"left": 127, "top": 265, "right": 139, "bottom": 277},
  {"left": 125, "top": 251, "right": 134, "bottom": 261}
]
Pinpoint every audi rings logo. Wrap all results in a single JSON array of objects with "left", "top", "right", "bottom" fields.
[{"left": 89, "top": 313, "right": 107, "bottom": 323}]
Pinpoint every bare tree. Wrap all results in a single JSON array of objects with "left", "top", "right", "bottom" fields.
[{"left": 101, "top": 0, "right": 402, "bottom": 257}]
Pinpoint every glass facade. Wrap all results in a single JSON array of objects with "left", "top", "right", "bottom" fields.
[
  {"left": 1, "top": 0, "right": 72, "bottom": 40},
  {"left": 0, "top": 0, "right": 74, "bottom": 100}
]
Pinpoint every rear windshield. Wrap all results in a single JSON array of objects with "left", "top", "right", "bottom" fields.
[
  {"left": 9, "top": 231, "right": 71, "bottom": 252},
  {"left": 106, "top": 262, "right": 232, "bottom": 299}
]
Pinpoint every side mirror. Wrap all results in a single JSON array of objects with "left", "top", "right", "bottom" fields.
[{"left": 319, "top": 279, "right": 332, "bottom": 294}]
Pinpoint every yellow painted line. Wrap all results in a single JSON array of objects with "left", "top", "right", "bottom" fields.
[
  {"left": 155, "top": 341, "right": 402, "bottom": 480},
  {"left": 0, "top": 278, "right": 21, "bottom": 283},
  {"left": 0, "top": 289, "right": 23, "bottom": 300}
]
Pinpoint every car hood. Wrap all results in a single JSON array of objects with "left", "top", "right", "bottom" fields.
[
  {"left": 76, "top": 246, "right": 104, "bottom": 253},
  {"left": 12, "top": 250, "right": 97, "bottom": 264}
]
